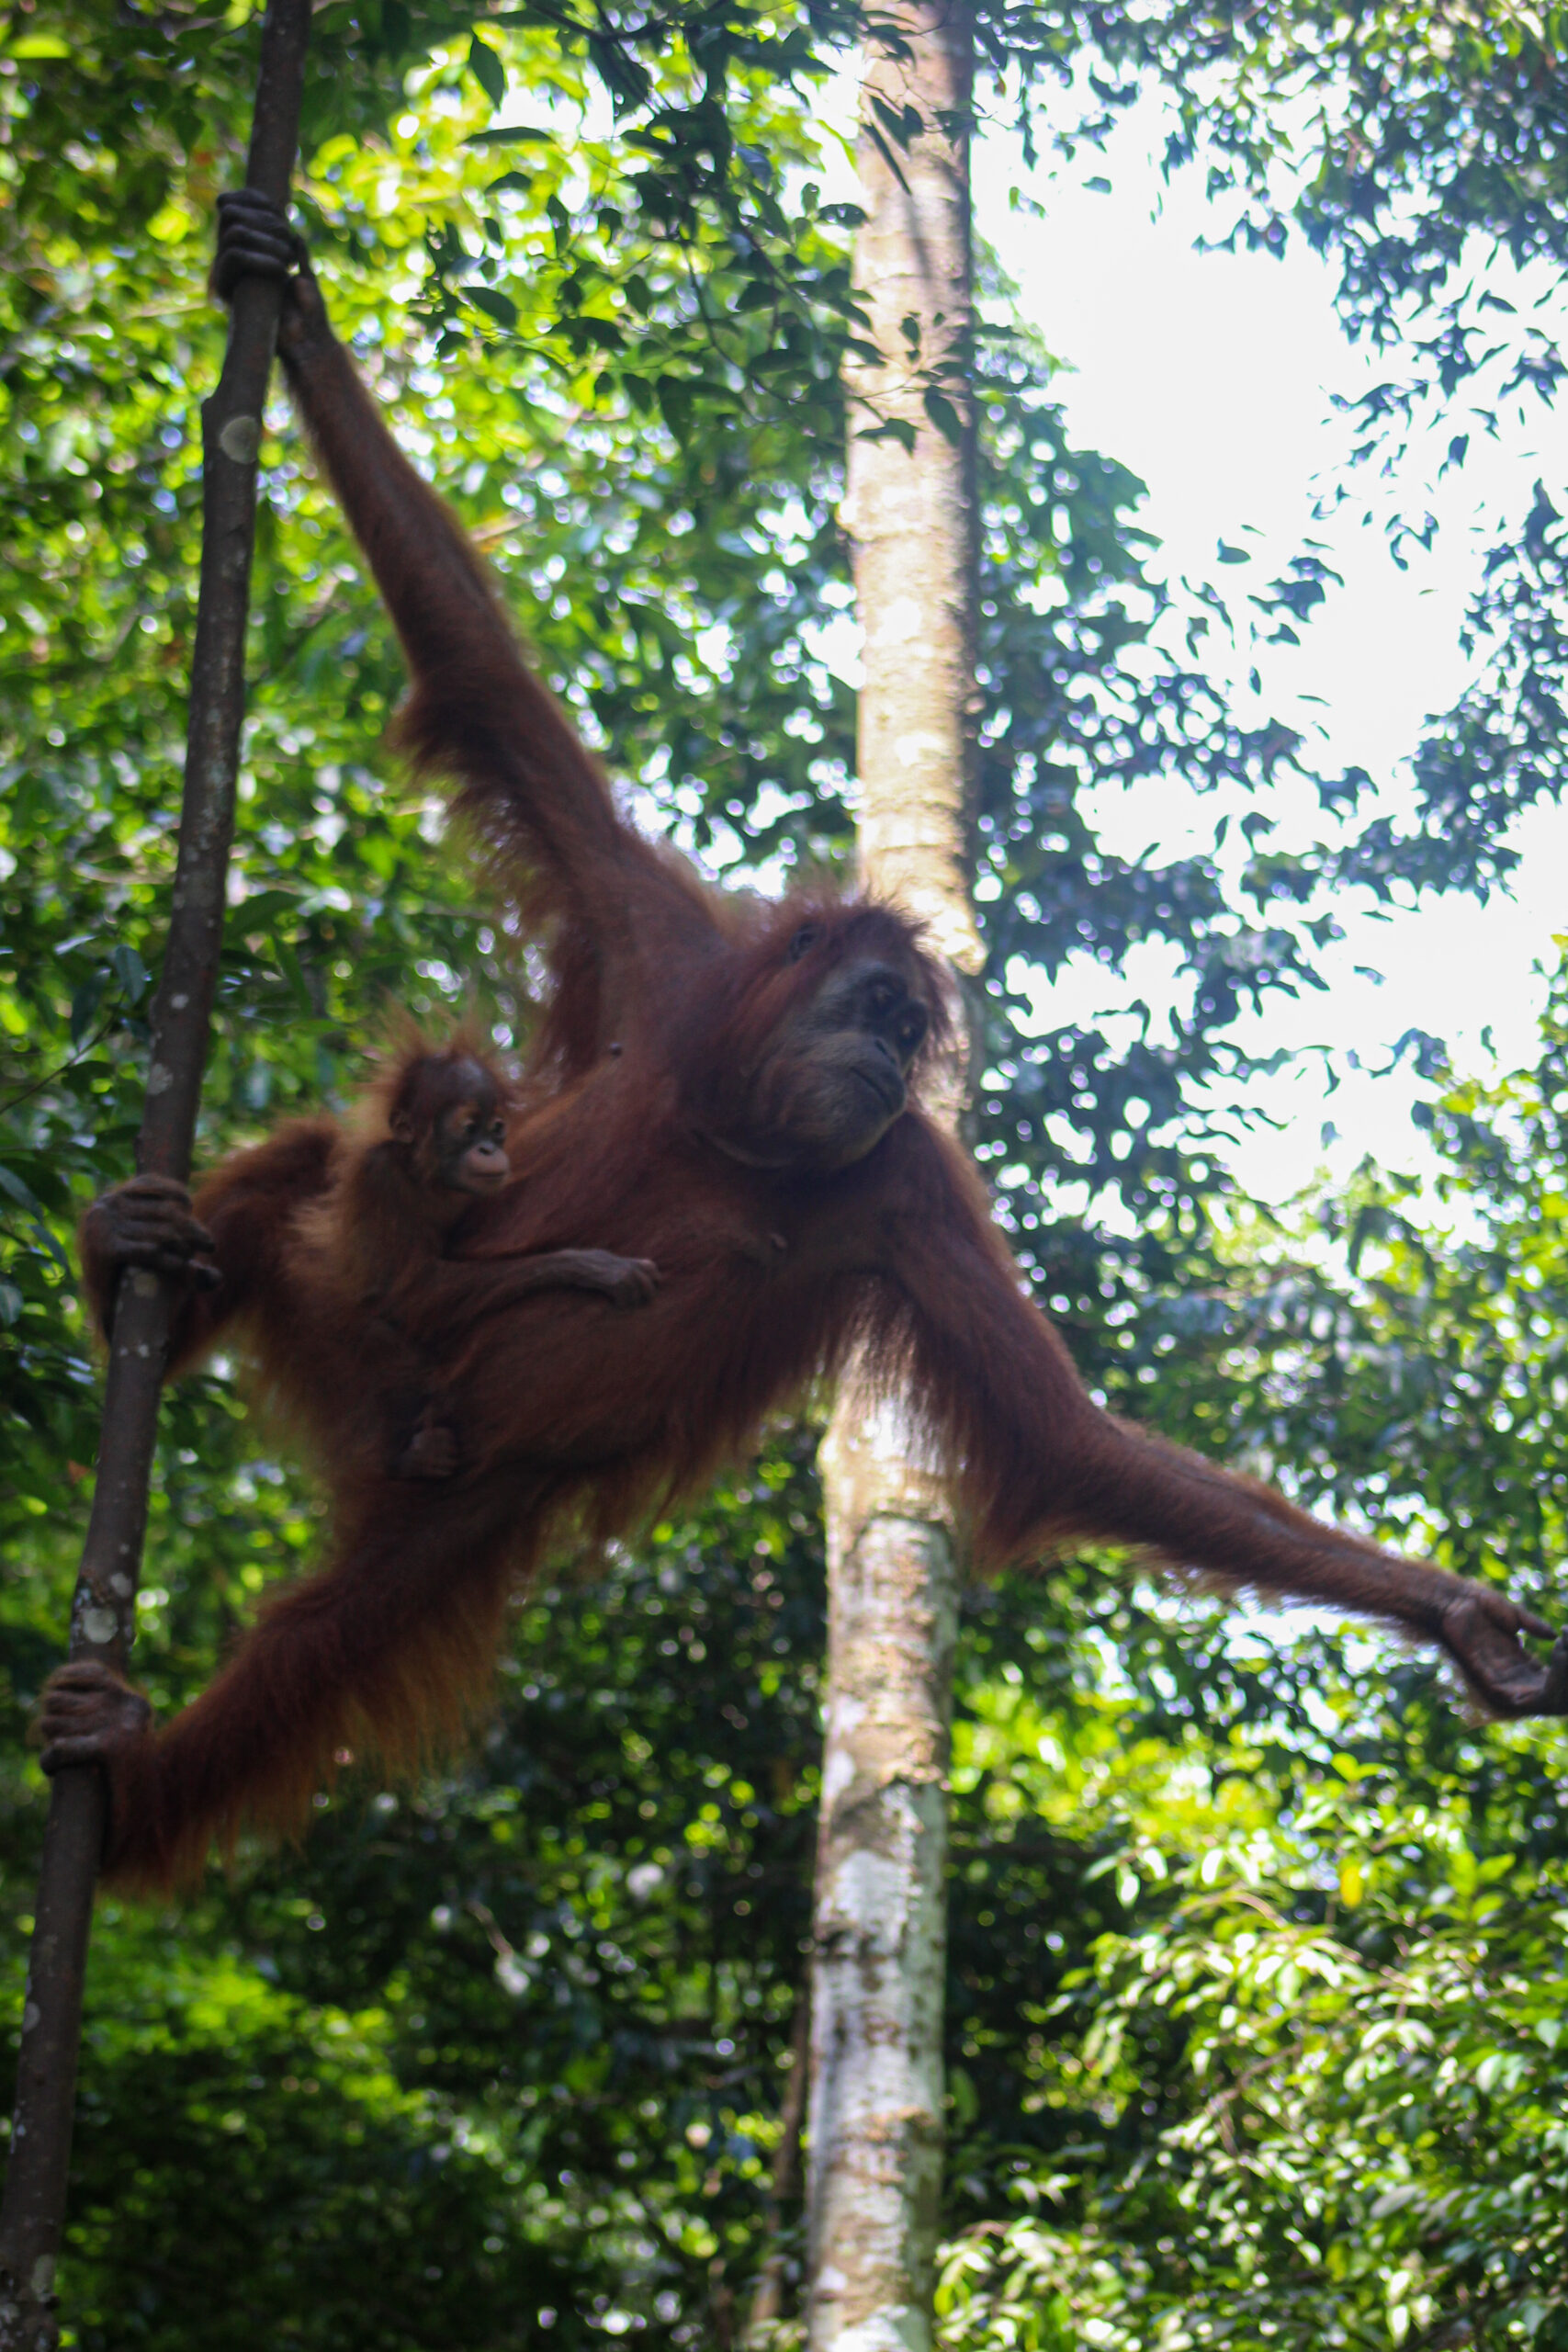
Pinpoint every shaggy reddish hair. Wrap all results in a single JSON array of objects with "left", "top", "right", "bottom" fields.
[{"left": 65, "top": 239, "right": 1557, "bottom": 1892}]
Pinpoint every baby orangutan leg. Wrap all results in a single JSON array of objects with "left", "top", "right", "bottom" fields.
[{"left": 38, "top": 1658, "right": 151, "bottom": 1772}]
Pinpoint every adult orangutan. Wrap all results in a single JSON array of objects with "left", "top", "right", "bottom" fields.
[{"left": 39, "top": 193, "right": 1568, "bottom": 1893}]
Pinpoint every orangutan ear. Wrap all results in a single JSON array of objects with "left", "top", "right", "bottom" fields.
[{"left": 389, "top": 1112, "right": 415, "bottom": 1144}]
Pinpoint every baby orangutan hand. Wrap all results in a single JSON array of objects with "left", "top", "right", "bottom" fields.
[{"left": 558, "top": 1250, "right": 661, "bottom": 1308}]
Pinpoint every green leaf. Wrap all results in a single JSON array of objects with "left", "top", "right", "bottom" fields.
[
  {"left": 378, "top": 0, "right": 410, "bottom": 59},
  {"left": 863, "top": 120, "right": 909, "bottom": 193},
  {"left": 469, "top": 286, "right": 518, "bottom": 330},
  {"left": 467, "top": 34, "right": 506, "bottom": 109},
  {"left": 70, "top": 970, "right": 109, "bottom": 1047},
  {"left": 923, "top": 387, "right": 964, "bottom": 447},
  {"left": 229, "top": 890, "right": 299, "bottom": 933},
  {"left": 0, "top": 1164, "right": 39, "bottom": 1214},
  {"left": 567, "top": 314, "right": 625, "bottom": 353},
  {"left": 274, "top": 939, "right": 314, "bottom": 1017},
  {"left": 466, "top": 124, "right": 556, "bottom": 149},
  {"left": 28, "top": 1217, "right": 71, "bottom": 1281},
  {"left": 657, "top": 378, "right": 694, "bottom": 440},
  {"left": 855, "top": 415, "right": 917, "bottom": 453},
  {"left": 110, "top": 944, "right": 150, "bottom": 1004},
  {"left": 870, "top": 93, "right": 923, "bottom": 153}
]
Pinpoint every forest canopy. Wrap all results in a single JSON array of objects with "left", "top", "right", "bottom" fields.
[{"left": 5, "top": 1, "right": 1568, "bottom": 2344}]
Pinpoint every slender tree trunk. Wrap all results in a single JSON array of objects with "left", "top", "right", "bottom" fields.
[
  {"left": 0, "top": 9, "right": 310, "bottom": 2342},
  {"left": 806, "top": 8, "right": 980, "bottom": 2346}
]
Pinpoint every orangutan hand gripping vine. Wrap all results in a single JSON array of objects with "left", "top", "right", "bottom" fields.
[{"left": 39, "top": 193, "right": 1568, "bottom": 1894}]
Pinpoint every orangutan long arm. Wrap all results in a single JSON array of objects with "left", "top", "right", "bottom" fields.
[
  {"left": 210, "top": 193, "right": 719, "bottom": 1013},
  {"left": 875, "top": 1116, "right": 1567, "bottom": 1717},
  {"left": 277, "top": 290, "right": 621, "bottom": 853}
]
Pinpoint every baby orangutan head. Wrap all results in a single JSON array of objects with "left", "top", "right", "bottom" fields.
[{"left": 387, "top": 1049, "right": 513, "bottom": 1197}]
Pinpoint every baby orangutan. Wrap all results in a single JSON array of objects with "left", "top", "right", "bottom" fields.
[
  {"left": 326, "top": 1038, "right": 660, "bottom": 1477},
  {"left": 74, "top": 1030, "right": 660, "bottom": 1488},
  {"left": 371, "top": 1044, "right": 517, "bottom": 1477}
]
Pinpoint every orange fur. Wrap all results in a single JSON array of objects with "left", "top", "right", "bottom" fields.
[
  {"left": 73, "top": 1033, "right": 649, "bottom": 1890},
  {"left": 79, "top": 1034, "right": 510, "bottom": 1472},
  {"left": 65, "top": 237, "right": 1560, "bottom": 1893}
]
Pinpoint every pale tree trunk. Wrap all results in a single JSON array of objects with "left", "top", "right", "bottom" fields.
[{"left": 803, "top": 8, "right": 981, "bottom": 2346}]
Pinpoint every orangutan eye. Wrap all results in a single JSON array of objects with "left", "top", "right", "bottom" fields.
[{"left": 788, "top": 924, "right": 819, "bottom": 962}]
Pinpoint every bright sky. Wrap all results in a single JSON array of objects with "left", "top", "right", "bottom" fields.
[{"left": 969, "top": 103, "right": 1568, "bottom": 1209}]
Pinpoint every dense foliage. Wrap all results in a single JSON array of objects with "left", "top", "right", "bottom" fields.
[
  {"left": 941, "top": 1025, "right": 1568, "bottom": 2349},
  {"left": 6, "top": 0, "right": 1568, "bottom": 2345}
]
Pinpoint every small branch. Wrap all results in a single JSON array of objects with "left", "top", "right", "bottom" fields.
[{"left": 0, "top": 1016, "right": 118, "bottom": 1117}]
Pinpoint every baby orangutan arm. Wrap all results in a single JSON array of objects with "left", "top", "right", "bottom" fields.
[
  {"left": 418, "top": 1246, "right": 660, "bottom": 1321},
  {"left": 386, "top": 1250, "right": 660, "bottom": 1479}
]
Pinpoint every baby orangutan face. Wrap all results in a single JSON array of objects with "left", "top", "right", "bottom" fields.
[
  {"left": 390, "top": 1057, "right": 512, "bottom": 1196},
  {"left": 434, "top": 1089, "right": 510, "bottom": 1197}
]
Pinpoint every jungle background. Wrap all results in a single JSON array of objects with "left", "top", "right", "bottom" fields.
[{"left": 6, "top": 1, "right": 1568, "bottom": 2343}]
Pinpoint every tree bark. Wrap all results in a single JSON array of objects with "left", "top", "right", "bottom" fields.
[
  {"left": 0, "top": 7, "right": 310, "bottom": 2342},
  {"left": 806, "top": 7, "right": 979, "bottom": 2346}
]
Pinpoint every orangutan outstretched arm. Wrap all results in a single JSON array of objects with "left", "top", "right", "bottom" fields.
[{"left": 874, "top": 1115, "right": 1568, "bottom": 1718}]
